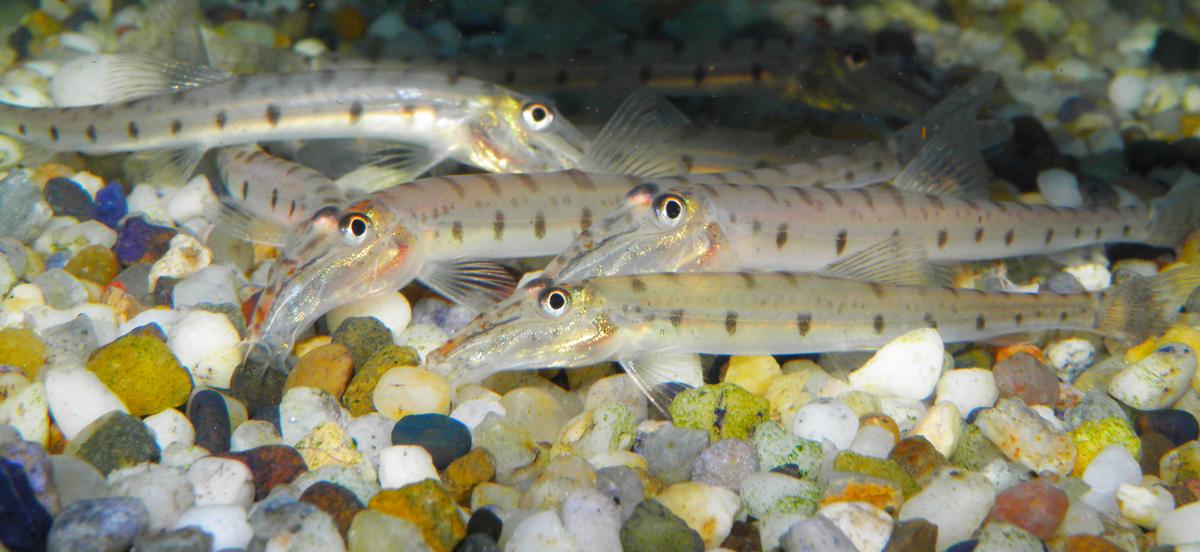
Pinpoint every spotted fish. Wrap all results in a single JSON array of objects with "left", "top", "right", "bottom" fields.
[{"left": 426, "top": 265, "right": 1200, "bottom": 413}]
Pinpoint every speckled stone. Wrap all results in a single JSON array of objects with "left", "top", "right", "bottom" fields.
[
  {"left": 883, "top": 518, "right": 938, "bottom": 552},
  {"left": 299, "top": 481, "right": 364, "bottom": 538},
  {"left": 669, "top": 383, "right": 769, "bottom": 441},
  {"left": 187, "top": 389, "right": 231, "bottom": 454},
  {"left": 332, "top": 317, "right": 395, "bottom": 370},
  {"left": 367, "top": 479, "right": 464, "bottom": 552},
  {"left": 65, "top": 245, "right": 119, "bottom": 285},
  {"left": 220, "top": 445, "right": 308, "bottom": 500},
  {"left": 441, "top": 447, "right": 495, "bottom": 504},
  {"left": 228, "top": 351, "right": 287, "bottom": 415},
  {"left": 620, "top": 499, "right": 704, "bottom": 552},
  {"left": 833, "top": 452, "right": 919, "bottom": 497},
  {"left": 993, "top": 353, "right": 1059, "bottom": 406},
  {"left": 64, "top": 411, "right": 160, "bottom": 475},
  {"left": 949, "top": 424, "right": 1007, "bottom": 471},
  {"left": 752, "top": 421, "right": 823, "bottom": 480},
  {"left": 47, "top": 496, "right": 149, "bottom": 552},
  {"left": 0, "top": 327, "right": 46, "bottom": 377},
  {"left": 86, "top": 332, "right": 193, "bottom": 416}
]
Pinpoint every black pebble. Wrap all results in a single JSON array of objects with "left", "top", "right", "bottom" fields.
[
  {"left": 1137, "top": 409, "right": 1200, "bottom": 446},
  {"left": 391, "top": 413, "right": 472, "bottom": 470},
  {"left": 1151, "top": 29, "right": 1200, "bottom": 71},
  {"left": 466, "top": 507, "right": 503, "bottom": 541},
  {"left": 453, "top": 533, "right": 499, "bottom": 552},
  {"left": 0, "top": 458, "right": 51, "bottom": 551},
  {"left": 152, "top": 276, "right": 178, "bottom": 308},
  {"left": 188, "top": 389, "right": 232, "bottom": 454},
  {"left": 44, "top": 177, "right": 96, "bottom": 221},
  {"left": 8, "top": 26, "right": 31, "bottom": 60},
  {"left": 1012, "top": 27, "right": 1047, "bottom": 62},
  {"left": 1125, "top": 140, "right": 1185, "bottom": 174},
  {"left": 984, "top": 116, "right": 1075, "bottom": 193},
  {"left": 945, "top": 539, "right": 978, "bottom": 552}
]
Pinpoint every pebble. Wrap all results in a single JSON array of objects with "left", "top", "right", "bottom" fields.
[
  {"left": 899, "top": 469, "right": 994, "bottom": 550},
  {"left": 373, "top": 367, "right": 452, "bottom": 419},
  {"left": 849, "top": 424, "right": 896, "bottom": 459},
  {"left": 883, "top": 518, "right": 938, "bottom": 552},
  {"left": 221, "top": 445, "right": 309, "bottom": 500},
  {"left": 507, "top": 510, "right": 579, "bottom": 551},
  {"left": 46, "top": 496, "right": 149, "bottom": 552},
  {"left": 347, "top": 509, "right": 430, "bottom": 552},
  {"left": 64, "top": 411, "right": 159, "bottom": 475},
  {"left": 367, "top": 479, "right": 465, "bottom": 552},
  {"left": 722, "top": 355, "right": 781, "bottom": 395},
  {"left": 817, "top": 501, "right": 893, "bottom": 552},
  {"left": 332, "top": 316, "right": 396, "bottom": 369},
  {"left": 669, "top": 382, "right": 768, "bottom": 441},
  {"left": 740, "top": 472, "right": 821, "bottom": 519},
  {"left": 43, "top": 177, "right": 94, "bottom": 220},
  {"left": 187, "top": 456, "right": 254, "bottom": 509},
  {"left": 93, "top": 182, "right": 125, "bottom": 229},
  {"left": 1036, "top": 168, "right": 1084, "bottom": 207},
  {"left": 0, "top": 171, "right": 52, "bottom": 243},
  {"left": 171, "top": 265, "right": 239, "bottom": 309},
  {"left": 847, "top": 328, "right": 944, "bottom": 400},
  {"left": 300, "top": 481, "right": 364, "bottom": 537},
  {"left": 114, "top": 217, "right": 176, "bottom": 266},
  {"left": 1109, "top": 343, "right": 1196, "bottom": 410},
  {"left": 889, "top": 436, "right": 947, "bottom": 487},
  {"left": 499, "top": 386, "right": 572, "bottom": 443},
  {"left": 173, "top": 504, "right": 253, "bottom": 551},
  {"left": 690, "top": 438, "right": 758, "bottom": 492},
  {"left": 989, "top": 478, "right": 1068, "bottom": 539},
  {"left": 992, "top": 353, "right": 1059, "bottom": 406},
  {"left": 391, "top": 413, "right": 472, "bottom": 470},
  {"left": 143, "top": 408, "right": 195, "bottom": 451},
  {"left": 279, "top": 387, "right": 346, "bottom": 446},
  {"left": 48, "top": 454, "right": 108, "bottom": 508},
  {"left": 286, "top": 343, "right": 355, "bottom": 398},
  {"left": 559, "top": 402, "right": 636, "bottom": 458},
  {"left": 106, "top": 463, "right": 195, "bottom": 532},
  {"left": 188, "top": 389, "right": 232, "bottom": 454},
  {"left": 976, "top": 398, "right": 1075, "bottom": 474},
  {"left": 584, "top": 374, "right": 648, "bottom": 422},
  {"left": 752, "top": 420, "right": 823, "bottom": 478},
  {"left": 1115, "top": 482, "right": 1174, "bottom": 529},
  {"left": 85, "top": 331, "right": 192, "bottom": 416},
  {"left": 326, "top": 291, "right": 412, "bottom": 343},
  {"left": 935, "top": 368, "right": 998, "bottom": 416},
  {"left": 132, "top": 526, "right": 213, "bottom": 551},
  {"left": 0, "top": 457, "right": 52, "bottom": 550},
  {"left": 31, "top": 268, "right": 88, "bottom": 309},
  {"left": 1045, "top": 338, "right": 1096, "bottom": 382},
  {"left": 1136, "top": 409, "right": 1199, "bottom": 445},
  {"left": 65, "top": 245, "right": 118, "bottom": 285},
  {"left": 441, "top": 447, "right": 495, "bottom": 503},
  {"left": 910, "top": 401, "right": 963, "bottom": 457},
  {"left": 975, "top": 521, "right": 1041, "bottom": 552},
  {"left": 470, "top": 415, "right": 537, "bottom": 482},
  {"left": 378, "top": 445, "right": 440, "bottom": 489},
  {"left": 1109, "top": 69, "right": 1148, "bottom": 113},
  {"left": 166, "top": 308, "right": 241, "bottom": 388},
  {"left": 0, "top": 327, "right": 45, "bottom": 376},
  {"left": 560, "top": 490, "right": 622, "bottom": 552},
  {"left": 619, "top": 498, "right": 704, "bottom": 552},
  {"left": 230, "top": 419, "right": 283, "bottom": 452},
  {"left": 780, "top": 515, "right": 856, "bottom": 552},
  {"left": 1081, "top": 444, "right": 1142, "bottom": 516},
  {"left": 396, "top": 323, "right": 450, "bottom": 359},
  {"left": 637, "top": 423, "right": 709, "bottom": 485},
  {"left": 792, "top": 398, "right": 859, "bottom": 450},
  {"left": 0, "top": 382, "right": 48, "bottom": 445},
  {"left": 1070, "top": 417, "right": 1140, "bottom": 476}
]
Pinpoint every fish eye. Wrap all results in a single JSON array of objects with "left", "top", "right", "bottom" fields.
[
  {"left": 842, "top": 46, "right": 870, "bottom": 69},
  {"left": 338, "top": 212, "right": 372, "bottom": 243},
  {"left": 522, "top": 102, "right": 554, "bottom": 131},
  {"left": 540, "top": 287, "right": 570, "bottom": 317},
  {"left": 653, "top": 193, "right": 686, "bottom": 227}
]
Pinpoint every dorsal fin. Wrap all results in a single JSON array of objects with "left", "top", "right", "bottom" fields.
[
  {"left": 577, "top": 89, "right": 690, "bottom": 178},
  {"left": 51, "top": 54, "right": 232, "bottom": 106}
]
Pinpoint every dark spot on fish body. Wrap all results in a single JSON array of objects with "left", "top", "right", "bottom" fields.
[
  {"left": 502, "top": 69, "right": 516, "bottom": 85},
  {"left": 349, "top": 101, "right": 363, "bottom": 125},
  {"left": 926, "top": 194, "right": 944, "bottom": 210},
  {"left": 555, "top": 69, "right": 568, "bottom": 85},
  {"left": 1044, "top": 228, "right": 1054, "bottom": 245},
  {"left": 170, "top": 119, "right": 182, "bottom": 135},
  {"left": 794, "top": 188, "right": 814, "bottom": 207},
  {"left": 1004, "top": 229, "right": 1015, "bottom": 246},
  {"left": 534, "top": 211, "right": 546, "bottom": 239},
  {"left": 828, "top": 189, "right": 844, "bottom": 207},
  {"left": 493, "top": 211, "right": 505, "bottom": 240},
  {"left": 873, "top": 314, "right": 885, "bottom": 334},
  {"left": 869, "top": 282, "right": 885, "bottom": 298},
  {"left": 740, "top": 273, "right": 756, "bottom": 288},
  {"left": 447, "top": 73, "right": 461, "bottom": 86},
  {"left": 85, "top": 125, "right": 96, "bottom": 143},
  {"left": 265, "top": 104, "right": 282, "bottom": 127},
  {"left": 567, "top": 170, "right": 596, "bottom": 191},
  {"left": 639, "top": 66, "right": 651, "bottom": 83},
  {"left": 845, "top": 170, "right": 856, "bottom": 181},
  {"left": 1095, "top": 227, "right": 1102, "bottom": 239},
  {"left": 776, "top": 224, "right": 789, "bottom": 249},
  {"left": 725, "top": 311, "right": 738, "bottom": 335},
  {"left": 48, "top": 125, "right": 58, "bottom": 142},
  {"left": 924, "top": 312, "right": 937, "bottom": 329},
  {"left": 17, "top": 124, "right": 25, "bottom": 135},
  {"left": 975, "top": 315, "right": 986, "bottom": 330},
  {"left": 693, "top": 65, "right": 707, "bottom": 85},
  {"left": 289, "top": 199, "right": 296, "bottom": 218},
  {"left": 270, "top": 188, "right": 279, "bottom": 210},
  {"left": 127, "top": 121, "right": 139, "bottom": 139},
  {"left": 630, "top": 278, "right": 646, "bottom": 292},
  {"left": 682, "top": 155, "right": 695, "bottom": 171},
  {"left": 756, "top": 184, "right": 777, "bottom": 202},
  {"left": 796, "top": 313, "right": 812, "bottom": 336},
  {"left": 215, "top": 110, "right": 227, "bottom": 129},
  {"left": 974, "top": 227, "right": 984, "bottom": 242},
  {"left": 241, "top": 180, "right": 249, "bottom": 198},
  {"left": 580, "top": 208, "right": 592, "bottom": 230},
  {"left": 669, "top": 309, "right": 684, "bottom": 329},
  {"left": 1060, "top": 311, "right": 1069, "bottom": 322},
  {"left": 937, "top": 230, "right": 948, "bottom": 249},
  {"left": 835, "top": 230, "right": 848, "bottom": 255},
  {"left": 479, "top": 174, "right": 501, "bottom": 195},
  {"left": 451, "top": 221, "right": 464, "bottom": 242},
  {"left": 751, "top": 62, "right": 764, "bottom": 81},
  {"left": 872, "top": 159, "right": 884, "bottom": 171},
  {"left": 752, "top": 220, "right": 762, "bottom": 234},
  {"left": 516, "top": 173, "right": 538, "bottom": 193},
  {"left": 1014, "top": 313, "right": 1024, "bottom": 326},
  {"left": 1122, "top": 224, "right": 1131, "bottom": 237}
]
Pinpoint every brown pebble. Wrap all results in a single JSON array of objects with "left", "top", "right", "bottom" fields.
[
  {"left": 989, "top": 479, "right": 1068, "bottom": 540},
  {"left": 888, "top": 436, "right": 947, "bottom": 488},
  {"left": 993, "top": 352, "right": 1059, "bottom": 406},
  {"left": 1056, "top": 534, "right": 1125, "bottom": 552},
  {"left": 720, "top": 519, "right": 761, "bottom": 552},
  {"left": 1140, "top": 431, "right": 1174, "bottom": 477},
  {"left": 883, "top": 517, "right": 938, "bottom": 552},
  {"left": 442, "top": 447, "right": 496, "bottom": 504},
  {"left": 285, "top": 343, "right": 354, "bottom": 398},
  {"left": 299, "top": 481, "right": 363, "bottom": 537},
  {"left": 220, "top": 445, "right": 308, "bottom": 500}
]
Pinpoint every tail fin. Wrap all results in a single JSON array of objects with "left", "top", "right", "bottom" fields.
[
  {"left": 1097, "top": 264, "right": 1200, "bottom": 341},
  {"left": 887, "top": 72, "right": 1000, "bottom": 166},
  {"left": 1148, "top": 179, "right": 1200, "bottom": 247}
]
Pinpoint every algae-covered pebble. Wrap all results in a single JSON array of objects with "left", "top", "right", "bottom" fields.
[
  {"left": 86, "top": 332, "right": 193, "bottom": 416},
  {"left": 65, "top": 411, "right": 160, "bottom": 475},
  {"left": 670, "top": 382, "right": 769, "bottom": 441},
  {"left": 752, "top": 420, "right": 823, "bottom": 478},
  {"left": 285, "top": 343, "right": 354, "bottom": 398},
  {"left": 1070, "top": 417, "right": 1140, "bottom": 476},
  {"left": 342, "top": 346, "right": 421, "bottom": 416},
  {"left": 65, "top": 244, "right": 119, "bottom": 285},
  {"left": 367, "top": 479, "right": 464, "bottom": 552},
  {"left": 332, "top": 316, "right": 395, "bottom": 369},
  {"left": 740, "top": 472, "right": 822, "bottom": 518},
  {"left": 1156, "top": 440, "right": 1200, "bottom": 485},
  {"left": 833, "top": 451, "right": 919, "bottom": 497}
]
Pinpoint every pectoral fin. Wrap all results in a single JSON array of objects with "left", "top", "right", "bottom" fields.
[{"left": 419, "top": 260, "right": 519, "bottom": 311}]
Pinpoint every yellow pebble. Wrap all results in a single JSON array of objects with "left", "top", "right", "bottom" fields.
[
  {"left": 1178, "top": 231, "right": 1200, "bottom": 265},
  {"left": 722, "top": 355, "right": 781, "bottom": 395},
  {"left": 1126, "top": 324, "right": 1200, "bottom": 365}
]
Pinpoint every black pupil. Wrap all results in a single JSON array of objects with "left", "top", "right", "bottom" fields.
[
  {"left": 350, "top": 217, "right": 367, "bottom": 236},
  {"left": 530, "top": 106, "right": 546, "bottom": 122},
  {"left": 664, "top": 199, "right": 682, "bottom": 219},
  {"left": 547, "top": 291, "right": 565, "bottom": 310},
  {"left": 847, "top": 50, "right": 866, "bottom": 65}
]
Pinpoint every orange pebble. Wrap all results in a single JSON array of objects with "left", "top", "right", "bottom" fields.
[
  {"left": 995, "top": 343, "right": 1043, "bottom": 363},
  {"left": 860, "top": 413, "right": 900, "bottom": 443}
]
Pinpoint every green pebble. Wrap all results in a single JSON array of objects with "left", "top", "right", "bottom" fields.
[
  {"left": 619, "top": 499, "right": 704, "bottom": 552},
  {"left": 741, "top": 473, "right": 822, "bottom": 518},
  {"left": 752, "top": 421, "right": 823, "bottom": 480},
  {"left": 954, "top": 348, "right": 993, "bottom": 370},
  {"left": 332, "top": 317, "right": 396, "bottom": 371},
  {"left": 86, "top": 332, "right": 193, "bottom": 416},
  {"left": 64, "top": 411, "right": 160, "bottom": 475},
  {"left": 361, "top": 345, "right": 421, "bottom": 373},
  {"left": 669, "top": 383, "right": 769, "bottom": 441},
  {"left": 64, "top": 245, "right": 118, "bottom": 285},
  {"left": 833, "top": 451, "right": 919, "bottom": 497},
  {"left": 949, "top": 423, "right": 1007, "bottom": 471}
]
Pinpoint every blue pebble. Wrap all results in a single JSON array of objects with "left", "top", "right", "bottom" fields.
[
  {"left": 94, "top": 183, "right": 128, "bottom": 229},
  {"left": 115, "top": 217, "right": 152, "bottom": 265},
  {"left": 945, "top": 539, "right": 978, "bottom": 552},
  {"left": 0, "top": 458, "right": 52, "bottom": 551},
  {"left": 391, "top": 413, "right": 472, "bottom": 470},
  {"left": 44, "top": 252, "right": 71, "bottom": 271}
]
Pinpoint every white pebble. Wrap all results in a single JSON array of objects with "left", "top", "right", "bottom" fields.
[
  {"left": 345, "top": 413, "right": 396, "bottom": 467},
  {"left": 1109, "top": 70, "right": 1148, "bottom": 113},
  {"left": 186, "top": 457, "right": 254, "bottom": 509},
  {"left": 165, "top": 175, "right": 217, "bottom": 225},
  {"left": 792, "top": 398, "right": 859, "bottom": 451},
  {"left": 174, "top": 505, "right": 253, "bottom": 551},
  {"left": 167, "top": 309, "right": 242, "bottom": 388},
  {"left": 655, "top": 482, "right": 741, "bottom": 548},
  {"left": 877, "top": 397, "right": 927, "bottom": 433},
  {"left": 148, "top": 234, "right": 212, "bottom": 287},
  {"left": 1116, "top": 482, "right": 1174, "bottom": 529},
  {"left": 326, "top": 291, "right": 411, "bottom": 342},
  {"left": 935, "top": 368, "right": 998, "bottom": 416},
  {"left": 44, "top": 367, "right": 128, "bottom": 440},
  {"left": 1081, "top": 444, "right": 1141, "bottom": 516},
  {"left": 584, "top": 374, "right": 648, "bottom": 422},
  {"left": 372, "top": 367, "right": 451, "bottom": 418},
  {"left": 143, "top": 408, "right": 195, "bottom": 451},
  {"left": 395, "top": 323, "right": 449, "bottom": 359},
  {"left": 911, "top": 402, "right": 963, "bottom": 457},
  {"left": 1159, "top": 502, "right": 1200, "bottom": 547},
  {"left": 1045, "top": 338, "right": 1096, "bottom": 381},
  {"left": 1036, "top": 169, "right": 1084, "bottom": 208},
  {"left": 1109, "top": 344, "right": 1196, "bottom": 410},
  {"left": 172, "top": 265, "right": 240, "bottom": 309},
  {"left": 0, "top": 381, "right": 48, "bottom": 445},
  {"left": 900, "top": 469, "right": 995, "bottom": 550},
  {"left": 117, "top": 307, "right": 178, "bottom": 338},
  {"left": 818, "top": 501, "right": 893, "bottom": 552},
  {"left": 560, "top": 490, "right": 622, "bottom": 552},
  {"left": 848, "top": 425, "right": 895, "bottom": 459},
  {"left": 279, "top": 387, "right": 346, "bottom": 445},
  {"left": 450, "top": 398, "right": 507, "bottom": 430},
  {"left": 848, "top": 328, "right": 944, "bottom": 400},
  {"left": 377, "top": 445, "right": 439, "bottom": 489},
  {"left": 230, "top": 420, "right": 282, "bottom": 452},
  {"left": 293, "top": 38, "right": 328, "bottom": 57},
  {"left": 108, "top": 463, "right": 196, "bottom": 532},
  {"left": 507, "top": 510, "right": 580, "bottom": 551}
]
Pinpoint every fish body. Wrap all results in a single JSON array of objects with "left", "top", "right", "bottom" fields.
[{"left": 426, "top": 266, "right": 1200, "bottom": 406}]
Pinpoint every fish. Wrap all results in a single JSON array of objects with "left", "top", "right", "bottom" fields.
[
  {"left": 425, "top": 264, "right": 1200, "bottom": 413},
  {"left": 3, "top": 54, "right": 589, "bottom": 184}
]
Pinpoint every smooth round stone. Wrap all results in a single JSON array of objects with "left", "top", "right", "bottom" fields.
[
  {"left": 989, "top": 479, "right": 1068, "bottom": 539},
  {"left": 899, "top": 470, "right": 995, "bottom": 550},
  {"left": 93, "top": 182, "right": 126, "bottom": 229},
  {"left": 166, "top": 309, "right": 240, "bottom": 388},
  {"left": 107, "top": 463, "right": 195, "bottom": 532},
  {"left": 451, "top": 399, "right": 507, "bottom": 430},
  {"left": 993, "top": 353, "right": 1059, "bottom": 406},
  {"left": 655, "top": 482, "right": 740, "bottom": 548},
  {"left": 911, "top": 402, "right": 963, "bottom": 457},
  {"left": 47, "top": 496, "right": 148, "bottom": 552},
  {"left": 377, "top": 445, "right": 439, "bottom": 489},
  {"left": 889, "top": 436, "right": 948, "bottom": 488},
  {"left": 781, "top": 515, "right": 856, "bottom": 552},
  {"left": 584, "top": 374, "right": 648, "bottom": 423},
  {"left": 64, "top": 411, "right": 159, "bottom": 476},
  {"left": 188, "top": 389, "right": 231, "bottom": 454},
  {"left": 373, "top": 367, "right": 451, "bottom": 419},
  {"left": 170, "top": 265, "right": 238, "bottom": 309},
  {"left": 561, "top": 490, "right": 623, "bottom": 551},
  {"left": 636, "top": 424, "right": 710, "bottom": 485},
  {"left": 455, "top": 532, "right": 499, "bottom": 552},
  {"left": 326, "top": 291, "right": 411, "bottom": 343},
  {"left": 499, "top": 387, "right": 571, "bottom": 443},
  {"left": 346, "top": 509, "right": 429, "bottom": 552},
  {"left": 132, "top": 526, "right": 213, "bottom": 551},
  {"left": 936, "top": 369, "right": 998, "bottom": 417},
  {"left": 143, "top": 408, "right": 195, "bottom": 451},
  {"left": 1116, "top": 482, "right": 1174, "bottom": 529},
  {"left": 690, "top": 438, "right": 758, "bottom": 492},
  {"left": 722, "top": 355, "right": 781, "bottom": 395},
  {"left": 331, "top": 316, "right": 395, "bottom": 369},
  {"left": 792, "top": 398, "right": 859, "bottom": 451},
  {"left": 30, "top": 269, "right": 88, "bottom": 310},
  {"left": 395, "top": 323, "right": 450, "bottom": 359},
  {"left": 279, "top": 387, "right": 346, "bottom": 446},
  {"left": 391, "top": 413, "right": 472, "bottom": 470},
  {"left": 1159, "top": 501, "right": 1200, "bottom": 546},
  {"left": 1109, "top": 344, "right": 1196, "bottom": 410},
  {"left": 847, "top": 328, "right": 944, "bottom": 400},
  {"left": 1108, "top": 70, "right": 1148, "bottom": 113},
  {"left": 48, "top": 455, "right": 109, "bottom": 508},
  {"left": 596, "top": 466, "right": 644, "bottom": 522},
  {"left": 187, "top": 457, "right": 254, "bottom": 509},
  {"left": 44, "top": 177, "right": 95, "bottom": 220},
  {"left": 44, "top": 367, "right": 128, "bottom": 440},
  {"left": 467, "top": 507, "right": 503, "bottom": 541},
  {"left": 1136, "top": 409, "right": 1200, "bottom": 445},
  {"left": 619, "top": 499, "right": 704, "bottom": 552},
  {"left": 173, "top": 504, "right": 253, "bottom": 551},
  {"left": 507, "top": 509, "right": 578, "bottom": 550},
  {"left": 299, "top": 481, "right": 364, "bottom": 538},
  {"left": 285, "top": 343, "right": 355, "bottom": 398},
  {"left": 817, "top": 501, "right": 893, "bottom": 552},
  {"left": 221, "top": 445, "right": 309, "bottom": 501},
  {"left": 1082, "top": 444, "right": 1142, "bottom": 516},
  {"left": 230, "top": 419, "right": 283, "bottom": 452},
  {"left": 1036, "top": 168, "right": 1084, "bottom": 208},
  {"left": 64, "top": 245, "right": 118, "bottom": 285},
  {"left": 848, "top": 425, "right": 896, "bottom": 459}
]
